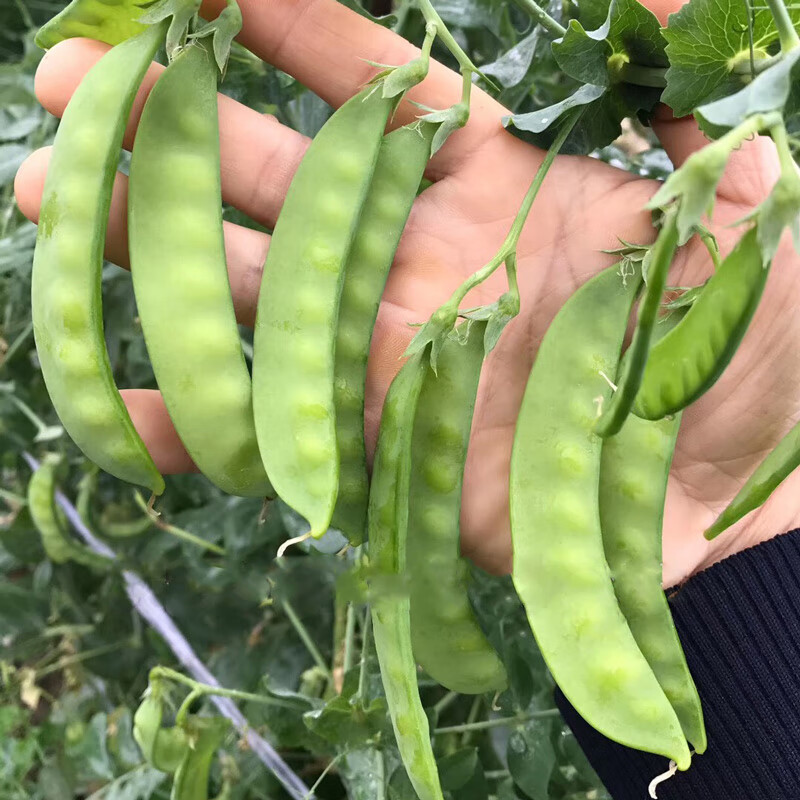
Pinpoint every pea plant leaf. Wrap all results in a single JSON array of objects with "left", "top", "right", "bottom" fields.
[
  {"left": 188, "top": 0, "right": 243, "bottom": 75},
  {"left": 695, "top": 48, "right": 800, "bottom": 138},
  {"left": 662, "top": 0, "right": 800, "bottom": 116},
  {"left": 506, "top": 717, "right": 557, "bottom": 800},
  {"left": 743, "top": 168, "right": 800, "bottom": 262}
]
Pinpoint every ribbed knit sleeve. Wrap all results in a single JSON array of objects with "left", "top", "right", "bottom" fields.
[{"left": 555, "top": 529, "right": 800, "bottom": 799}]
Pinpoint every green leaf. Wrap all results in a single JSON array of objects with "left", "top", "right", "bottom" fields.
[
  {"left": 696, "top": 49, "right": 800, "bottom": 138},
  {"left": 662, "top": 0, "right": 800, "bottom": 116},
  {"left": 505, "top": 83, "right": 606, "bottom": 135},
  {"left": 340, "top": 747, "right": 387, "bottom": 800},
  {"left": 746, "top": 167, "right": 800, "bottom": 262},
  {"left": 0, "top": 580, "right": 46, "bottom": 635},
  {"left": 439, "top": 748, "right": 489, "bottom": 800},
  {"left": 482, "top": 30, "right": 541, "bottom": 89},
  {"left": 553, "top": 19, "right": 612, "bottom": 86},
  {"left": 507, "top": 718, "right": 557, "bottom": 800},
  {"left": 189, "top": 1, "right": 244, "bottom": 75}
]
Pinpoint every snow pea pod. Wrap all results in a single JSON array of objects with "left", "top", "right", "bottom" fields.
[
  {"left": 633, "top": 226, "right": 768, "bottom": 420},
  {"left": 31, "top": 24, "right": 165, "bottom": 494},
  {"left": 407, "top": 322, "right": 506, "bottom": 694},
  {"left": 28, "top": 455, "right": 110, "bottom": 571},
  {"left": 369, "top": 351, "right": 444, "bottom": 800},
  {"left": 133, "top": 687, "right": 190, "bottom": 774},
  {"left": 170, "top": 716, "right": 230, "bottom": 800},
  {"left": 332, "top": 121, "right": 435, "bottom": 544},
  {"left": 510, "top": 264, "right": 691, "bottom": 768},
  {"left": 129, "top": 40, "right": 271, "bottom": 497},
  {"left": 596, "top": 211, "right": 679, "bottom": 437},
  {"left": 600, "top": 312, "right": 706, "bottom": 754},
  {"left": 253, "top": 88, "right": 392, "bottom": 537},
  {"left": 706, "top": 419, "right": 800, "bottom": 539},
  {"left": 36, "top": 0, "right": 147, "bottom": 49}
]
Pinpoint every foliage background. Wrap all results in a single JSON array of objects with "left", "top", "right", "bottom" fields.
[{"left": 0, "top": 1, "right": 670, "bottom": 798}]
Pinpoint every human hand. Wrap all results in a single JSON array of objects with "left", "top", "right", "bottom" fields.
[{"left": 15, "top": 0, "right": 799, "bottom": 584}]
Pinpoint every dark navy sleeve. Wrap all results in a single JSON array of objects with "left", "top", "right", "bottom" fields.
[{"left": 555, "top": 529, "right": 800, "bottom": 799}]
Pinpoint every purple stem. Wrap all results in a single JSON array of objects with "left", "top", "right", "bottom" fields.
[{"left": 22, "top": 452, "right": 313, "bottom": 800}]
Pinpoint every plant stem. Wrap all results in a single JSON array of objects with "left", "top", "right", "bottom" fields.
[
  {"left": 770, "top": 120, "right": 796, "bottom": 174},
  {"left": 303, "top": 754, "right": 343, "bottom": 800},
  {"left": 433, "top": 708, "right": 561, "bottom": 735},
  {"left": 433, "top": 690, "right": 460, "bottom": 716},
  {"left": 342, "top": 603, "right": 357, "bottom": 675},
  {"left": 618, "top": 63, "right": 667, "bottom": 88},
  {"left": 417, "top": 0, "right": 480, "bottom": 74},
  {"left": 281, "top": 595, "right": 334, "bottom": 682},
  {"left": 510, "top": 0, "right": 566, "bottom": 37},
  {"left": 133, "top": 492, "right": 226, "bottom": 555},
  {"left": 765, "top": 0, "right": 800, "bottom": 51},
  {"left": 356, "top": 608, "right": 372, "bottom": 702},
  {"left": 445, "top": 106, "right": 581, "bottom": 311},
  {"left": 35, "top": 640, "right": 126, "bottom": 680},
  {"left": 150, "top": 666, "right": 304, "bottom": 712}
]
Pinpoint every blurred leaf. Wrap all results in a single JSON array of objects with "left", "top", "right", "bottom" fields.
[{"left": 507, "top": 717, "right": 557, "bottom": 800}]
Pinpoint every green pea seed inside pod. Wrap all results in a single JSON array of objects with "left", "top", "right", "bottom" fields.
[
  {"left": 331, "top": 122, "right": 436, "bottom": 544},
  {"left": 368, "top": 352, "right": 445, "bottom": 800},
  {"left": 510, "top": 264, "right": 691, "bottom": 769},
  {"left": 128, "top": 39, "right": 271, "bottom": 498},
  {"left": 253, "top": 88, "right": 393, "bottom": 537},
  {"left": 600, "top": 313, "right": 706, "bottom": 753},
  {"left": 407, "top": 321, "right": 507, "bottom": 694},
  {"left": 31, "top": 25, "right": 165, "bottom": 495}
]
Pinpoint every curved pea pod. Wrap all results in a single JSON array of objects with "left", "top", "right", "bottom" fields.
[
  {"left": 133, "top": 689, "right": 190, "bottom": 774},
  {"left": 408, "top": 322, "right": 506, "bottom": 694},
  {"left": 253, "top": 87, "right": 393, "bottom": 536},
  {"left": 706, "top": 419, "right": 800, "bottom": 539},
  {"left": 28, "top": 455, "right": 112, "bottom": 571},
  {"left": 600, "top": 313, "right": 706, "bottom": 754},
  {"left": 129, "top": 40, "right": 271, "bottom": 498},
  {"left": 510, "top": 264, "right": 691, "bottom": 768},
  {"left": 31, "top": 24, "right": 165, "bottom": 495},
  {"left": 369, "top": 352, "right": 445, "bottom": 800},
  {"left": 332, "top": 121, "right": 435, "bottom": 544},
  {"left": 633, "top": 226, "right": 769, "bottom": 420},
  {"left": 170, "top": 716, "right": 231, "bottom": 800},
  {"left": 36, "top": 0, "right": 148, "bottom": 49},
  {"left": 595, "top": 212, "right": 679, "bottom": 437}
]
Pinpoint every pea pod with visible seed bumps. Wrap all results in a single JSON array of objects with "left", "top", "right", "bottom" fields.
[
  {"left": 600, "top": 310, "right": 706, "bottom": 754},
  {"left": 407, "top": 322, "right": 506, "bottom": 694},
  {"left": 31, "top": 23, "right": 166, "bottom": 494},
  {"left": 28, "top": 454, "right": 111, "bottom": 571},
  {"left": 510, "top": 264, "right": 691, "bottom": 768},
  {"left": 368, "top": 351, "right": 444, "bottom": 800},
  {"left": 332, "top": 121, "right": 436, "bottom": 542},
  {"left": 129, "top": 39, "right": 271, "bottom": 497},
  {"left": 35, "top": 0, "right": 148, "bottom": 49},
  {"left": 253, "top": 87, "right": 393, "bottom": 537},
  {"left": 633, "top": 226, "right": 769, "bottom": 420}
]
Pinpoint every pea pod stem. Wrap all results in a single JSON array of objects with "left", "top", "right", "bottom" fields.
[
  {"left": 433, "top": 708, "right": 561, "bottom": 736},
  {"left": 417, "top": 0, "right": 480, "bottom": 76},
  {"left": 132, "top": 492, "right": 225, "bottom": 556},
  {"left": 149, "top": 666, "right": 305, "bottom": 714},
  {"left": 595, "top": 209, "right": 680, "bottom": 438}
]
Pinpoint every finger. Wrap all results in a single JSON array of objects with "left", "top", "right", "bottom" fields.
[
  {"left": 200, "top": 0, "right": 505, "bottom": 166},
  {"left": 15, "top": 147, "right": 269, "bottom": 327},
  {"left": 36, "top": 37, "right": 308, "bottom": 228},
  {"left": 120, "top": 390, "right": 197, "bottom": 474}
]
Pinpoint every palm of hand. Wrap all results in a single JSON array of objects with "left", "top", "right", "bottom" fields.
[{"left": 16, "top": 0, "right": 800, "bottom": 585}]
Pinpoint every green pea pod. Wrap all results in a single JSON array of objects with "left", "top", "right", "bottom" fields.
[
  {"left": 253, "top": 87, "right": 393, "bottom": 537},
  {"left": 134, "top": 686, "right": 192, "bottom": 774},
  {"left": 633, "top": 226, "right": 769, "bottom": 420},
  {"left": 32, "top": 24, "right": 166, "bottom": 495},
  {"left": 596, "top": 211, "right": 679, "bottom": 437},
  {"left": 129, "top": 39, "right": 271, "bottom": 498},
  {"left": 510, "top": 264, "right": 691, "bottom": 769},
  {"left": 28, "top": 455, "right": 111, "bottom": 571},
  {"left": 171, "top": 716, "right": 231, "bottom": 800},
  {"left": 600, "top": 311, "right": 706, "bottom": 754},
  {"left": 408, "top": 322, "right": 507, "bottom": 694},
  {"left": 36, "top": 0, "right": 148, "bottom": 49},
  {"left": 332, "top": 121, "right": 436, "bottom": 544},
  {"left": 705, "top": 419, "right": 800, "bottom": 539},
  {"left": 369, "top": 351, "right": 445, "bottom": 800}
]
